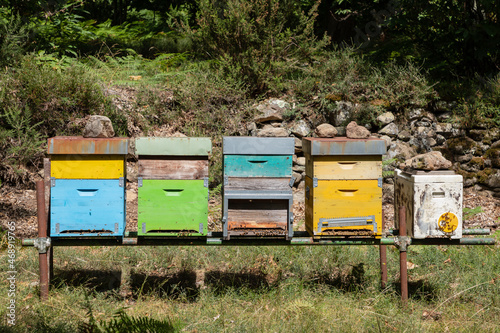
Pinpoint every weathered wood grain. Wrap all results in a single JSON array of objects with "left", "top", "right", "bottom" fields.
[
  {"left": 224, "top": 177, "right": 291, "bottom": 191},
  {"left": 227, "top": 199, "right": 288, "bottom": 225},
  {"left": 138, "top": 158, "right": 209, "bottom": 179}
]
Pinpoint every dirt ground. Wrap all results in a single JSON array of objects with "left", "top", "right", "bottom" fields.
[{"left": 0, "top": 179, "right": 498, "bottom": 239}]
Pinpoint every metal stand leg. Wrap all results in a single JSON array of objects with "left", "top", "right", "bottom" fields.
[
  {"left": 36, "top": 181, "right": 50, "bottom": 301},
  {"left": 398, "top": 206, "right": 408, "bottom": 305},
  {"left": 379, "top": 244, "right": 387, "bottom": 289}
]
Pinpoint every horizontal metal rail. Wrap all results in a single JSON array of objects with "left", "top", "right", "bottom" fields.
[{"left": 22, "top": 235, "right": 496, "bottom": 247}]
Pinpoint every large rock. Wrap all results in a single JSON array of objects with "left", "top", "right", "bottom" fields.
[
  {"left": 387, "top": 141, "right": 418, "bottom": 161},
  {"left": 330, "top": 101, "right": 354, "bottom": 126},
  {"left": 294, "top": 137, "right": 303, "bottom": 153},
  {"left": 346, "top": 121, "right": 370, "bottom": 139},
  {"left": 256, "top": 127, "right": 289, "bottom": 137},
  {"left": 254, "top": 98, "right": 290, "bottom": 123},
  {"left": 487, "top": 171, "right": 500, "bottom": 188},
  {"left": 83, "top": 115, "right": 115, "bottom": 138},
  {"left": 399, "top": 151, "right": 453, "bottom": 171},
  {"left": 377, "top": 112, "right": 395, "bottom": 125},
  {"left": 289, "top": 120, "right": 311, "bottom": 138},
  {"left": 378, "top": 123, "right": 399, "bottom": 136},
  {"left": 315, "top": 123, "right": 337, "bottom": 138}
]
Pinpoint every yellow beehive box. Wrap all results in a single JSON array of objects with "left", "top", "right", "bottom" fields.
[
  {"left": 305, "top": 155, "right": 382, "bottom": 180},
  {"left": 48, "top": 137, "right": 128, "bottom": 179},
  {"left": 50, "top": 155, "right": 126, "bottom": 179},
  {"left": 305, "top": 176, "right": 382, "bottom": 237}
]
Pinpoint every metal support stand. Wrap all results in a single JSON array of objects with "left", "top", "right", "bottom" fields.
[
  {"left": 36, "top": 181, "right": 50, "bottom": 301},
  {"left": 379, "top": 214, "right": 388, "bottom": 289},
  {"left": 396, "top": 206, "right": 409, "bottom": 305}
]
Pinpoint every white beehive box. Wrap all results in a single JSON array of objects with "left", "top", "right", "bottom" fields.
[{"left": 395, "top": 169, "right": 463, "bottom": 239}]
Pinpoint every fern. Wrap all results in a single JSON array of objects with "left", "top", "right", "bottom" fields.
[{"left": 79, "top": 307, "right": 178, "bottom": 333}]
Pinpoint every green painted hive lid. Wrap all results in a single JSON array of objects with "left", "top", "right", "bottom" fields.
[
  {"left": 135, "top": 137, "right": 212, "bottom": 156},
  {"left": 302, "top": 137, "right": 386, "bottom": 155},
  {"left": 223, "top": 137, "right": 295, "bottom": 155},
  {"left": 47, "top": 136, "right": 128, "bottom": 155}
]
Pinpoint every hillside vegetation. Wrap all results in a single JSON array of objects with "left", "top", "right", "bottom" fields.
[{"left": 0, "top": 0, "right": 499, "bottom": 186}]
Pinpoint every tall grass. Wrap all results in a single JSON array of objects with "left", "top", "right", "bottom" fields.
[{"left": 1, "top": 234, "right": 498, "bottom": 332}]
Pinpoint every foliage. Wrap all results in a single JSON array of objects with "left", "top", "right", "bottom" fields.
[
  {"left": 382, "top": 157, "right": 397, "bottom": 178},
  {"left": 79, "top": 308, "right": 178, "bottom": 333},
  {"left": 463, "top": 206, "right": 484, "bottom": 221},
  {"left": 193, "top": 0, "right": 330, "bottom": 94},
  {"left": 0, "top": 13, "right": 30, "bottom": 67},
  {"left": 0, "top": 55, "right": 116, "bottom": 137},
  {"left": 384, "top": 0, "right": 500, "bottom": 75},
  {"left": 0, "top": 54, "right": 125, "bottom": 185}
]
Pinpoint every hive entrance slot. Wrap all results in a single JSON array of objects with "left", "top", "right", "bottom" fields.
[{"left": 60, "top": 229, "right": 113, "bottom": 234}]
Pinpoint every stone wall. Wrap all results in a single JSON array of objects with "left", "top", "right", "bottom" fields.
[{"left": 249, "top": 98, "right": 500, "bottom": 199}]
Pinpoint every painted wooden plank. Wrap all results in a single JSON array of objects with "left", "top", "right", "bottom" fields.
[
  {"left": 138, "top": 158, "right": 209, "bottom": 179},
  {"left": 135, "top": 137, "right": 212, "bottom": 156},
  {"left": 223, "top": 137, "right": 295, "bottom": 155},
  {"left": 50, "top": 179, "right": 125, "bottom": 237},
  {"left": 50, "top": 155, "right": 125, "bottom": 179},
  {"left": 305, "top": 154, "right": 382, "bottom": 180},
  {"left": 224, "top": 155, "right": 292, "bottom": 177},
  {"left": 305, "top": 176, "right": 382, "bottom": 237},
  {"left": 224, "top": 177, "right": 291, "bottom": 191},
  {"left": 227, "top": 199, "right": 288, "bottom": 225},
  {"left": 48, "top": 136, "right": 128, "bottom": 155},
  {"left": 302, "top": 137, "right": 386, "bottom": 156},
  {"left": 227, "top": 221, "right": 287, "bottom": 230},
  {"left": 138, "top": 179, "right": 208, "bottom": 236}
]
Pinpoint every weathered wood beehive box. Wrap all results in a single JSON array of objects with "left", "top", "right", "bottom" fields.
[
  {"left": 222, "top": 137, "right": 295, "bottom": 240},
  {"left": 395, "top": 169, "right": 463, "bottom": 239},
  {"left": 303, "top": 137, "right": 386, "bottom": 238},
  {"left": 48, "top": 136, "right": 128, "bottom": 237},
  {"left": 135, "top": 137, "right": 211, "bottom": 236}
]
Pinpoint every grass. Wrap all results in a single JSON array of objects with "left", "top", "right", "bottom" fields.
[{"left": 0, "top": 234, "right": 499, "bottom": 332}]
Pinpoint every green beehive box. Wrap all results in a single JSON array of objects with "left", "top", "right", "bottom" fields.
[{"left": 138, "top": 179, "right": 209, "bottom": 236}]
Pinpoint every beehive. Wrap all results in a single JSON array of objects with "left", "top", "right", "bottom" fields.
[
  {"left": 222, "top": 137, "right": 295, "bottom": 239},
  {"left": 303, "top": 137, "right": 386, "bottom": 238},
  {"left": 48, "top": 136, "right": 128, "bottom": 237},
  {"left": 136, "top": 137, "right": 211, "bottom": 236},
  {"left": 394, "top": 169, "right": 463, "bottom": 239}
]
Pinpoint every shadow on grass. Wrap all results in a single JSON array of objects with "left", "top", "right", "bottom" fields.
[
  {"left": 392, "top": 279, "right": 438, "bottom": 301},
  {"left": 52, "top": 269, "right": 121, "bottom": 292},
  {"left": 205, "top": 270, "right": 271, "bottom": 294},
  {"left": 130, "top": 269, "right": 198, "bottom": 301},
  {"left": 307, "top": 263, "right": 366, "bottom": 292}
]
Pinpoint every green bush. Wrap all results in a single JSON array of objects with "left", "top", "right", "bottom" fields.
[
  {"left": 0, "top": 13, "right": 30, "bottom": 67},
  {"left": 0, "top": 55, "right": 114, "bottom": 137},
  {"left": 0, "top": 54, "right": 124, "bottom": 185},
  {"left": 193, "top": 0, "right": 330, "bottom": 95}
]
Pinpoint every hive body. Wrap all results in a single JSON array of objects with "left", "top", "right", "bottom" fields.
[
  {"left": 136, "top": 137, "right": 211, "bottom": 237},
  {"left": 395, "top": 169, "right": 463, "bottom": 239},
  {"left": 222, "top": 137, "right": 295, "bottom": 239},
  {"left": 48, "top": 136, "right": 128, "bottom": 237},
  {"left": 303, "top": 137, "right": 386, "bottom": 238}
]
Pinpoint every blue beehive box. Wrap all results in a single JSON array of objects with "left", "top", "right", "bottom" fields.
[{"left": 50, "top": 179, "right": 126, "bottom": 237}]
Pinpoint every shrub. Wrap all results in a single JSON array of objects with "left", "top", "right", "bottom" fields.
[
  {"left": 193, "top": 0, "right": 330, "bottom": 95},
  {"left": 0, "top": 13, "right": 30, "bottom": 67}
]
